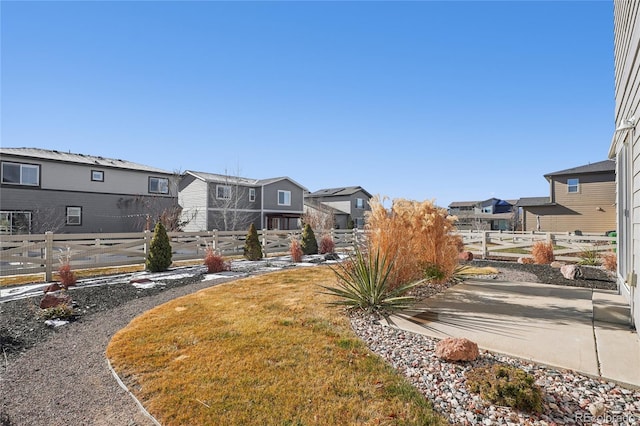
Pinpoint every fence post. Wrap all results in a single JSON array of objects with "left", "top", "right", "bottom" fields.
[
  {"left": 482, "top": 231, "right": 489, "bottom": 259},
  {"left": 143, "top": 230, "right": 151, "bottom": 260},
  {"left": 262, "top": 229, "right": 268, "bottom": 257},
  {"left": 94, "top": 238, "right": 101, "bottom": 263},
  {"left": 45, "top": 231, "right": 54, "bottom": 282},
  {"left": 212, "top": 230, "right": 218, "bottom": 252}
]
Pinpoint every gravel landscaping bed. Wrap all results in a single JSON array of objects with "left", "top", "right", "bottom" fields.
[{"left": 0, "top": 259, "right": 631, "bottom": 425}]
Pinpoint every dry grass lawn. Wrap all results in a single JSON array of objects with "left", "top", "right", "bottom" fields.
[{"left": 106, "top": 266, "right": 446, "bottom": 426}]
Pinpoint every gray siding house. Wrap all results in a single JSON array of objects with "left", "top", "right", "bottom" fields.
[
  {"left": 0, "top": 148, "right": 178, "bottom": 234},
  {"left": 179, "top": 171, "right": 307, "bottom": 231},
  {"left": 304, "top": 186, "right": 372, "bottom": 229},
  {"left": 448, "top": 198, "right": 518, "bottom": 231},
  {"left": 610, "top": 1, "right": 640, "bottom": 333}
]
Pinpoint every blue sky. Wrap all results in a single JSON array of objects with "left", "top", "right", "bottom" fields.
[{"left": 1, "top": 1, "right": 615, "bottom": 208}]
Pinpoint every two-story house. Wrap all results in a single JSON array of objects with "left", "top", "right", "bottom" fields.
[
  {"left": 448, "top": 198, "right": 518, "bottom": 231},
  {"left": 304, "top": 186, "right": 372, "bottom": 229},
  {"left": 0, "top": 147, "right": 179, "bottom": 234},
  {"left": 178, "top": 171, "right": 307, "bottom": 231},
  {"left": 518, "top": 160, "right": 615, "bottom": 234}
]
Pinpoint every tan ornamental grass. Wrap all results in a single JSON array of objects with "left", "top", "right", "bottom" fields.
[
  {"left": 365, "top": 196, "right": 461, "bottom": 287},
  {"left": 106, "top": 267, "right": 446, "bottom": 426}
]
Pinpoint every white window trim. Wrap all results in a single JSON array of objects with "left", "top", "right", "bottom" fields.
[
  {"left": 66, "top": 206, "right": 82, "bottom": 225},
  {"left": 278, "top": 190, "right": 291, "bottom": 206},
  {"left": 149, "top": 177, "right": 169, "bottom": 194},
  {"left": 355, "top": 198, "right": 364, "bottom": 209},
  {"left": 91, "top": 170, "right": 104, "bottom": 182},
  {"left": 1, "top": 162, "right": 40, "bottom": 186},
  {"left": 249, "top": 188, "right": 256, "bottom": 202},
  {"left": 216, "top": 184, "right": 232, "bottom": 200},
  {"left": 567, "top": 178, "right": 579, "bottom": 193}
]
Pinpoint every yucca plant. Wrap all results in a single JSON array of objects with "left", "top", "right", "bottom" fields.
[
  {"left": 320, "top": 246, "right": 423, "bottom": 314},
  {"left": 578, "top": 247, "right": 600, "bottom": 266}
]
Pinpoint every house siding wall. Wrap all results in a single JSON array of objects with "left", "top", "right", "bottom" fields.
[
  {"left": 0, "top": 187, "right": 175, "bottom": 233},
  {"left": 1, "top": 154, "right": 178, "bottom": 234},
  {"left": 262, "top": 180, "right": 304, "bottom": 212},
  {"left": 613, "top": 0, "right": 640, "bottom": 331},
  {"left": 1, "top": 155, "right": 176, "bottom": 196},
  {"left": 178, "top": 176, "right": 208, "bottom": 232}
]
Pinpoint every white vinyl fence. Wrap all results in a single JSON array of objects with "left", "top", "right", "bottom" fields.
[
  {"left": 0, "top": 228, "right": 361, "bottom": 281},
  {"left": 0, "top": 229, "right": 616, "bottom": 282},
  {"left": 459, "top": 230, "right": 616, "bottom": 262}
]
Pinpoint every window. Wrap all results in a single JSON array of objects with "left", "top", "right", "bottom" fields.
[
  {"left": 149, "top": 177, "right": 169, "bottom": 194},
  {"left": 91, "top": 170, "right": 104, "bottom": 182},
  {"left": 355, "top": 198, "right": 365, "bottom": 209},
  {"left": 567, "top": 178, "right": 579, "bottom": 193},
  {"left": 249, "top": 188, "right": 256, "bottom": 202},
  {"left": 66, "top": 207, "right": 82, "bottom": 225},
  {"left": 217, "top": 185, "right": 231, "bottom": 200},
  {"left": 1, "top": 162, "right": 39, "bottom": 186},
  {"left": 0, "top": 211, "right": 32, "bottom": 234},
  {"left": 278, "top": 190, "right": 291, "bottom": 206}
]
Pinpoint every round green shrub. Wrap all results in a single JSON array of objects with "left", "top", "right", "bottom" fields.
[
  {"left": 146, "top": 222, "right": 173, "bottom": 272},
  {"left": 301, "top": 224, "right": 318, "bottom": 255},
  {"left": 466, "top": 364, "right": 543, "bottom": 413}
]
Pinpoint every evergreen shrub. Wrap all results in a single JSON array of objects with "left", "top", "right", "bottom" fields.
[{"left": 146, "top": 222, "right": 172, "bottom": 272}]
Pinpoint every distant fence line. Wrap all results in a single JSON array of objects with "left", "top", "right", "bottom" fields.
[
  {"left": 0, "top": 229, "right": 616, "bottom": 281},
  {"left": 458, "top": 230, "right": 616, "bottom": 262},
  {"left": 0, "top": 228, "right": 362, "bottom": 281}
]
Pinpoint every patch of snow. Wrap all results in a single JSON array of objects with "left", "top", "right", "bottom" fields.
[
  {"left": 44, "top": 319, "right": 69, "bottom": 327},
  {"left": 132, "top": 281, "right": 165, "bottom": 289}
]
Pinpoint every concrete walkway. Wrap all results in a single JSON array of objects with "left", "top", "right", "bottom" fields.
[{"left": 386, "top": 279, "right": 640, "bottom": 389}]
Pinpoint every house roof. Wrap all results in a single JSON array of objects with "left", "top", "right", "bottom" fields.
[
  {"left": 304, "top": 200, "right": 346, "bottom": 216},
  {"left": 0, "top": 147, "right": 173, "bottom": 174},
  {"left": 449, "top": 198, "right": 516, "bottom": 208},
  {"left": 516, "top": 197, "right": 553, "bottom": 207},
  {"left": 544, "top": 159, "right": 615, "bottom": 178},
  {"left": 306, "top": 186, "right": 373, "bottom": 198},
  {"left": 185, "top": 170, "right": 308, "bottom": 191},
  {"left": 448, "top": 201, "right": 479, "bottom": 208}
]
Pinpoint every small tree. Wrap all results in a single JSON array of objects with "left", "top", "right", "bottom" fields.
[
  {"left": 347, "top": 216, "right": 355, "bottom": 229},
  {"left": 301, "top": 223, "right": 318, "bottom": 255},
  {"left": 243, "top": 223, "right": 263, "bottom": 261},
  {"left": 146, "top": 221, "right": 172, "bottom": 272}
]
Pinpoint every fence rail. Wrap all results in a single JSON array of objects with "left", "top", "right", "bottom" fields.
[
  {"left": 0, "top": 229, "right": 359, "bottom": 281},
  {"left": 458, "top": 230, "right": 616, "bottom": 262},
  {"left": 1, "top": 229, "right": 616, "bottom": 281}
]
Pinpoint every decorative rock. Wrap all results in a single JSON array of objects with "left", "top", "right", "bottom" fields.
[
  {"left": 588, "top": 402, "right": 606, "bottom": 417},
  {"left": 560, "top": 264, "right": 583, "bottom": 280},
  {"left": 458, "top": 251, "right": 474, "bottom": 261},
  {"left": 435, "top": 337, "right": 479, "bottom": 361},
  {"left": 550, "top": 261, "right": 566, "bottom": 268},
  {"left": 43, "top": 283, "right": 62, "bottom": 293},
  {"left": 517, "top": 257, "right": 534, "bottom": 264},
  {"left": 39, "top": 292, "right": 72, "bottom": 309},
  {"left": 324, "top": 253, "right": 340, "bottom": 261}
]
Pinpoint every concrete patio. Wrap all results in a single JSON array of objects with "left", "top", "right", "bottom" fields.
[{"left": 386, "top": 279, "right": 640, "bottom": 389}]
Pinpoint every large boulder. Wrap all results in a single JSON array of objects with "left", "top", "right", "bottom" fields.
[
  {"left": 458, "top": 251, "right": 474, "bottom": 261},
  {"left": 435, "top": 337, "right": 479, "bottom": 361},
  {"left": 40, "top": 292, "right": 72, "bottom": 309},
  {"left": 561, "top": 264, "right": 583, "bottom": 280}
]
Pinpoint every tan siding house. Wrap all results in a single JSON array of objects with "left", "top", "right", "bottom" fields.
[
  {"left": 609, "top": 0, "right": 640, "bottom": 333},
  {"left": 519, "top": 160, "right": 616, "bottom": 234}
]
